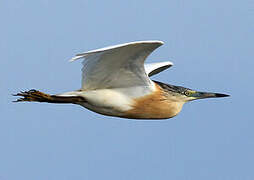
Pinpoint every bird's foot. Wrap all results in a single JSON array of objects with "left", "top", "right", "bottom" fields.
[{"left": 13, "top": 89, "right": 52, "bottom": 102}]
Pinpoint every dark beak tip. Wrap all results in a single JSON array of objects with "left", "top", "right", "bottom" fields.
[{"left": 215, "top": 93, "right": 230, "bottom": 97}]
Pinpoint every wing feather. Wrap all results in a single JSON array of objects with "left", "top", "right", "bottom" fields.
[
  {"left": 145, "top": 61, "right": 173, "bottom": 77},
  {"left": 70, "top": 40, "right": 164, "bottom": 90}
]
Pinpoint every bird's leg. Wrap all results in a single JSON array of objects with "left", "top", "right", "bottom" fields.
[{"left": 13, "top": 89, "right": 86, "bottom": 103}]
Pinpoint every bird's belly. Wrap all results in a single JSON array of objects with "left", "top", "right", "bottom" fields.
[{"left": 78, "top": 89, "right": 134, "bottom": 117}]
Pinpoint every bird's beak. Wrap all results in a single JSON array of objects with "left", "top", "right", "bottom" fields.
[{"left": 191, "top": 91, "right": 230, "bottom": 100}]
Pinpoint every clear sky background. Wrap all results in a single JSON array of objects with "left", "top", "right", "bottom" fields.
[{"left": 0, "top": 0, "right": 253, "bottom": 179}]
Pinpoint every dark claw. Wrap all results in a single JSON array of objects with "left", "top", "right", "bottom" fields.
[
  {"left": 12, "top": 89, "right": 39, "bottom": 102},
  {"left": 28, "top": 89, "right": 37, "bottom": 93},
  {"left": 12, "top": 97, "right": 25, "bottom": 102}
]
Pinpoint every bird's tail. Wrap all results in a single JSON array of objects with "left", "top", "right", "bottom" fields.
[{"left": 13, "top": 89, "right": 85, "bottom": 103}]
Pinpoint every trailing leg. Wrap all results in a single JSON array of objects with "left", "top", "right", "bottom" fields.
[{"left": 13, "top": 89, "right": 86, "bottom": 103}]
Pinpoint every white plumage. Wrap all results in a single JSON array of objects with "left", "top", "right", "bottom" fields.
[
  {"left": 62, "top": 40, "right": 173, "bottom": 116},
  {"left": 70, "top": 41, "right": 172, "bottom": 91}
]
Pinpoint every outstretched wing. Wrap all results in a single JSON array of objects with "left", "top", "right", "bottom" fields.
[
  {"left": 70, "top": 40, "right": 164, "bottom": 90},
  {"left": 145, "top": 61, "right": 173, "bottom": 77}
]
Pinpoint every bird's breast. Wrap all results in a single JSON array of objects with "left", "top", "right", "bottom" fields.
[{"left": 123, "top": 84, "right": 184, "bottom": 119}]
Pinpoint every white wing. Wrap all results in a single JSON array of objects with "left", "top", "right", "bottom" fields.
[
  {"left": 145, "top": 61, "right": 173, "bottom": 77},
  {"left": 70, "top": 40, "right": 164, "bottom": 90}
]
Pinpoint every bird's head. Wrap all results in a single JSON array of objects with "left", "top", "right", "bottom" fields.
[
  {"left": 181, "top": 89, "right": 230, "bottom": 102},
  {"left": 157, "top": 82, "right": 230, "bottom": 102}
]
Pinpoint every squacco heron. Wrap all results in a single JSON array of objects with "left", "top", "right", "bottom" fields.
[{"left": 13, "top": 41, "right": 229, "bottom": 119}]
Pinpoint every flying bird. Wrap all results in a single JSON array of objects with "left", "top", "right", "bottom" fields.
[{"left": 13, "top": 40, "right": 229, "bottom": 119}]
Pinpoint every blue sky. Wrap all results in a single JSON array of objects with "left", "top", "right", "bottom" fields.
[{"left": 0, "top": 0, "right": 253, "bottom": 179}]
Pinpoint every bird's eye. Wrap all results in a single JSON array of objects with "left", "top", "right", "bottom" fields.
[{"left": 184, "top": 91, "right": 191, "bottom": 96}]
